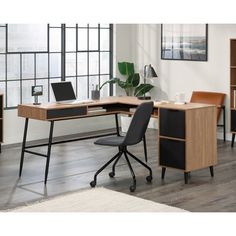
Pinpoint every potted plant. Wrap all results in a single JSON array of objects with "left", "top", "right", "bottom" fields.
[
  {"left": 99, "top": 62, "right": 155, "bottom": 132},
  {"left": 99, "top": 61, "right": 154, "bottom": 97}
]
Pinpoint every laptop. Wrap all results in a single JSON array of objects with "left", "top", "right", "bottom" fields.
[{"left": 51, "top": 81, "right": 93, "bottom": 104}]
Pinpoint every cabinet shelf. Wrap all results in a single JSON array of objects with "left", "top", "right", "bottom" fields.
[
  {"left": 159, "top": 135, "right": 185, "bottom": 142},
  {"left": 231, "top": 39, "right": 236, "bottom": 134}
]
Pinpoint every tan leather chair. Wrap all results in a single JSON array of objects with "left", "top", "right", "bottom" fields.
[{"left": 190, "top": 91, "right": 226, "bottom": 141}]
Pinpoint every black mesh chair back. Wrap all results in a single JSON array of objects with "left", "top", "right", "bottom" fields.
[{"left": 123, "top": 101, "right": 154, "bottom": 146}]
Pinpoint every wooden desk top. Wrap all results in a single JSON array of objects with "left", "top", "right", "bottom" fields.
[
  {"left": 18, "top": 96, "right": 216, "bottom": 121},
  {"left": 18, "top": 96, "right": 214, "bottom": 110}
]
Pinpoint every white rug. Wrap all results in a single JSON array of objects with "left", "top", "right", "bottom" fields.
[{"left": 10, "top": 188, "right": 186, "bottom": 212}]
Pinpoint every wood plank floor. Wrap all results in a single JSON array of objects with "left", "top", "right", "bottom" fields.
[{"left": 0, "top": 129, "right": 235, "bottom": 212}]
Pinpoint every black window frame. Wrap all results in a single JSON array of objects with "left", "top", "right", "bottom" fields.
[{"left": 0, "top": 23, "right": 113, "bottom": 109}]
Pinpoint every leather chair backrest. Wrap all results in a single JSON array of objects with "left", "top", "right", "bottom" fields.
[{"left": 190, "top": 91, "right": 225, "bottom": 122}]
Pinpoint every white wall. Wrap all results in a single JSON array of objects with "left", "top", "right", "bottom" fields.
[{"left": 125, "top": 24, "right": 236, "bottom": 140}]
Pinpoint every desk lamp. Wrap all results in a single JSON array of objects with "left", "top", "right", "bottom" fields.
[{"left": 138, "top": 64, "right": 157, "bottom": 100}]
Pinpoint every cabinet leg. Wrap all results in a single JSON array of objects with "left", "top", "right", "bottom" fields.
[
  {"left": 184, "top": 172, "right": 189, "bottom": 184},
  {"left": 209, "top": 166, "right": 214, "bottom": 177},
  {"left": 231, "top": 134, "right": 235, "bottom": 148},
  {"left": 161, "top": 167, "right": 166, "bottom": 179}
]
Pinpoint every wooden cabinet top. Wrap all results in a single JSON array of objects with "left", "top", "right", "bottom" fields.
[{"left": 156, "top": 102, "right": 214, "bottom": 110}]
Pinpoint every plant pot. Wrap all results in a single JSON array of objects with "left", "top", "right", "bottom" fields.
[{"left": 91, "top": 90, "right": 100, "bottom": 100}]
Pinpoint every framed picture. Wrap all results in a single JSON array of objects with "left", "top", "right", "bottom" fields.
[
  {"left": 161, "top": 24, "right": 208, "bottom": 61},
  {"left": 32, "top": 85, "right": 43, "bottom": 96}
]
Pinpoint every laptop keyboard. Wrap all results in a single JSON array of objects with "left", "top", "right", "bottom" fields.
[{"left": 59, "top": 99, "right": 94, "bottom": 105}]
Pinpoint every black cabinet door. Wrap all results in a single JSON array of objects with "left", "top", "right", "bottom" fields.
[
  {"left": 159, "top": 138, "right": 185, "bottom": 169},
  {"left": 159, "top": 109, "right": 185, "bottom": 139},
  {"left": 231, "top": 110, "right": 236, "bottom": 132}
]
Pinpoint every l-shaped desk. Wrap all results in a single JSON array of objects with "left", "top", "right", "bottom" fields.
[{"left": 18, "top": 96, "right": 217, "bottom": 184}]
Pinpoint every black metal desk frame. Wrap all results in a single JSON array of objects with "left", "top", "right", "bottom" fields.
[{"left": 19, "top": 107, "right": 148, "bottom": 184}]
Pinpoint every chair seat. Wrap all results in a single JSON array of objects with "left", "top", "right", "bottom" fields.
[{"left": 94, "top": 136, "right": 125, "bottom": 146}]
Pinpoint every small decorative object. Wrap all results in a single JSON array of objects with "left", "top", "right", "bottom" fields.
[
  {"left": 161, "top": 24, "right": 208, "bottom": 61},
  {"left": 91, "top": 84, "right": 100, "bottom": 100},
  {"left": 99, "top": 61, "right": 155, "bottom": 97},
  {"left": 32, "top": 85, "right": 43, "bottom": 105},
  {"left": 137, "top": 64, "right": 158, "bottom": 100},
  {"left": 175, "top": 92, "right": 186, "bottom": 104}
]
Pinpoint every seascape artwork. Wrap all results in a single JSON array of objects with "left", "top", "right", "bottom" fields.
[{"left": 161, "top": 24, "right": 208, "bottom": 61}]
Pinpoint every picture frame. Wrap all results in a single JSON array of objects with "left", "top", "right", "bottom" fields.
[
  {"left": 161, "top": 24, "right": 208, "bottom": 61},
  {"left": 32, "top": 85, "right": 43, "bottom": 96}
]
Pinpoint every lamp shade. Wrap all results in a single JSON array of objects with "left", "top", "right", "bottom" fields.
[{"left": 144, "top": 64, "right": 158, "bottom": 79}]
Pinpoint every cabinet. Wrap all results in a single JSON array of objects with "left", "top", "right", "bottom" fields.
[
  {"left": 0, "top": 94, "right": 3, "bottom": 152},
  {"left": 158, "top": 103, "right": 217, "bottom": 184},
  {"left": 230, "top": 39, "right": 236, "bottom": 146}
]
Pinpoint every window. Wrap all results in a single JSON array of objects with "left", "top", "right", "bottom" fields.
[{"left": 0, "top": 24, "right": 113, "bottom": 108}]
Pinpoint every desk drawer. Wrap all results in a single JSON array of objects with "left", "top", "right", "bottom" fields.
[
  {"left": 159, "top": 138, "right": 185, "bottom": 170},
  {"left": 47, "top": 106, "right": 87, "bottom": 119},
  {"left": 159, "top": 108, "right": 185, "bottom": 139}
]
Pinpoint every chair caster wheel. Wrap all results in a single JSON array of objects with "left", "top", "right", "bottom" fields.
[
  {"left": 146, "top": 175, "right": 152, "bottom": 183},
  {"left": 129, "top": 185, "right": 136, "bottom": 192},
  {"left": 109, "top": 172, "right": 115, "bottom": 178},
  {"left": 90, "top": 180, "right": 96, "bottom": 188}
]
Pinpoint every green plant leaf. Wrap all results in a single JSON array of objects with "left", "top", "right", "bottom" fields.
[
  {"left": 99, "top": 78, "right": 119, "bottom": 90},
  {"left": 127, "top": 73, "right": 140, "bottom": 88},
  {"left": 118, "top": 80, "right": 127, "bottom": 89},
  {"left": 118, "top": 62, "right": 134, "bottom": 76},
  {"left": 134, "top": 84, "right": 154, "bottom": 97}
]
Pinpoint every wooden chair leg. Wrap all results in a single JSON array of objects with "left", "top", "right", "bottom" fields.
[{"left": 232, "top": 133, "right": 235, "bottom": 148}]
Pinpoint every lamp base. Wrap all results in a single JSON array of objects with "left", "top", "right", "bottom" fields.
[{"left": 137, "top": 96, "right": 151, "bottom": 100}]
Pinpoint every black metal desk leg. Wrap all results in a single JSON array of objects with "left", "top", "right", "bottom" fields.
[
  {"left": 44, "top": 121, "right": 54, "bottom": 184},
  {"left": 115, "top": 114, "right": 120, "bottom": 136},
  {"left": 19, "top": 118, "right": 29, "bottom": 177},
  {"left": 143, "top": 135, "right": 147, "bottom": 162},
  {"left": 232, "top": 133, "right": 235, "bottom": 148}
]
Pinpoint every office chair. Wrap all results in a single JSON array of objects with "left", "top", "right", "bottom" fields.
[
  {"left": 90, "top": 102, "right": 154, "bottom": 192},
  {"left": 190, "top": 91, "right": 226, "bottom": 141}
]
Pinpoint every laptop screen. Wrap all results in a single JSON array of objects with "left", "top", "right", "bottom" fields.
[{"left": 51, "top": 82, "right": 76, "bottom": 101}]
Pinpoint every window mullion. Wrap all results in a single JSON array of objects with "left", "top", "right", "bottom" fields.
[{"left": 61, "top": 24, "right": 66, "bottom": 81}]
